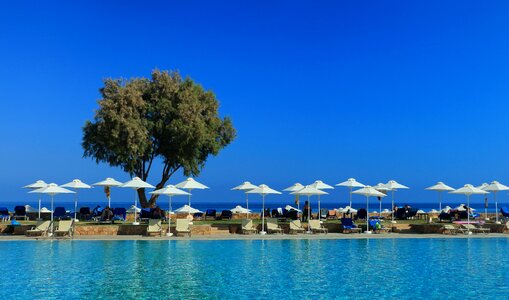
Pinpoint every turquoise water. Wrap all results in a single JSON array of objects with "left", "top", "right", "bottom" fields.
[{"left": 1, "top": 238, "right": 508, "bottom": 299}]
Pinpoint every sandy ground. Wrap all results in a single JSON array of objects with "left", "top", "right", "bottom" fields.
[{"left": 1, "top": 233, "right": 508, "bottom": 241}]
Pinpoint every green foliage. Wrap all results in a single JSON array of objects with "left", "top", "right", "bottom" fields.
[{"left": 83, "top": 70, "right": 236, "bottom": 207}]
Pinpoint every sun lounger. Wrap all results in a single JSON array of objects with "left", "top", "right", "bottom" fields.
[
  {"left": 0, "top": 207, "right": 10, "bottom": 222},
  {"left": 309, "top": 220, "right": 328, "bottom": 234},
  {"left": 327, "top": 210, "right": 338, "bottom": 220},
  {"left": 26, "top": 220, "right": 51, "bottom": 237},
  {"left": 205, "top": 209, "right": 216, "bottom": 220},
  {"left": 219, "top": 210, "right": 233, "bottom": 220},
  {"left": 461, "top": 224, "right": 490, "bottom": 234},
  {"left": 241, "top": 219, "right": 258, "bottom": 234},
  {"left": 53, "top": 220, "right": 74, "bottom": 238},
  {"left": 176, "top": 219, "right": 191, "bottom": 237},
  {"left": 267, "top": 218, "right": 283, "bottom": 234},
  {"left": 369, "top": 219, "right": 391, "bottom": 233},
  {"left": 146, "top": 219, "right": 163, "bottom": 236},
  {"left": 341, "top": 218, "right": 362, "bottom": 233},
  {"left": 441, "top": 224, "right": 460, "bottom": 235},
  {"left": 54, "top": 207, "right": 70, "bottom": 220},
  {"left": 13, "top": 206, "right": 28, "bottom": 220},
  {"left": 112, "top": 208, "right": 127, "bottom": 222},
  {"left": 289, "top": 220, "right": 305, "bottom": 234}
]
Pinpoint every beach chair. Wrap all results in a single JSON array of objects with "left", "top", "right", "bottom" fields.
[
  {"left": 0, "top": 207, "right": 10, "bottom": 222},
  {"left": 79, "top": 207, "right": 92, "bottom": 221},
  {"left": 219, "top": 210, "right": 233, "bottom": 220},
  {"left": 205, "top": 209, "right": 216, "bottom": 220},
  {"left": 53, "top": 220, "right": 74, "bottom": 238},
  {"left": 146, "top": 219, "right": 163, "bottom": 236},
  {"left": 461, "top": 224, "right": 490, "bottom": 234},
  {"left": 266, "top": 218, "right": 283, "bottom": 234},
  {"left": 241, "top": 219, "right": 258, "bottom": 234},
  {"left": 441, "top": 224, "right": 459, "bottom": 235},
  {"left": 112, "top": 208, "right": 127, "bottom": 223},
  {"left": 13, "top": 206, "right": 28, "bottom": 220},
  {"left": 54, "top": 207, "right": 70, "bottom": 220},
  {"left": 140, "top": 209, "right": 151, "bottom": 222},
  {"left": 193, "top": 212, "right": 204, "bottom": 220},
  {"left": 356, "top": 209, "right": 367, "bottom": 221},
  {"left": 320, "top": 208, "right": 328, "bottom": 220},
  {"left": 501, "top": 207, "right": 509, "bottom": 219},
  {"left": 176, "top": 219, "right": 191, "bottom": 237},
  {"left": 289, "top": 220, "right": 305, "bottom": 234},
  {"left": 341, "top": 218, "right": 362, "bottom": 234},
  {"left": 327, "top": 210, "right": 337, "bottom": 220},
  {"left": 26, "top": 220, "right": 51, "bottom": 237},
  {"left": 369, "top": 219, "right": 391, "bottom": 234},
  {"left": 309, "top": 220, "right": 328, "bottom": 234}
]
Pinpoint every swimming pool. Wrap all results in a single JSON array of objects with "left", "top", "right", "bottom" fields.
[{"left": 1, "top": 238, "right": 508, "bottom": 299}]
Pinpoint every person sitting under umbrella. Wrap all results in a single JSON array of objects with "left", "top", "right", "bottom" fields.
[{"left": 100, "top": 206, "right": 113, "bottom": 221}]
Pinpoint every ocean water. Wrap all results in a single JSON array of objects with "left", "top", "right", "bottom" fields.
[
  {"left": 1, "top": 238, "right": 508, "bottom": 299},
  {"left": 3, "top": 199, "right": 505, "bottom": 213}
]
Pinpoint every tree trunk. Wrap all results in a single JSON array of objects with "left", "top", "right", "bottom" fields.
[{"left": 137, "top": 175, "right": 173, "bottom": 208}]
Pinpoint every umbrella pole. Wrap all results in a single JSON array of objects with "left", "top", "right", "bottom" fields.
[
  {"left": 467, "top": 194, "right": 470, "bottom": 234},
  {"left": 188, "top": 189, "right": 192, "bottom": 216},
  {"left": 307, "top": 195, "right": 311, "bottom": 233},
  {"left": 379, "top": 198, "right": 382, "bottom": 218},
  {"left": 495, "top": 192, "right": 499, "bottom": 223},
  {"left": 261, "top": 194, "right": 265, "bottom": 234},
  {"left": 108, "top": 194, "right": 111, "bottom": 208},
  {"left": 74, "top": 192, "right": 78, "bottom": 220},
  {"left": 318, "top": 195, "right": 321, "bottom": 221},
  {"left": 439, "top": 191, "right": 442, "bottom": 212},
  {"left": 349, "top": 187, "right": 353, "bottom": 208},
  {"left": 133, "top": 189, "right": 138, "bottom": 225},
  {"left": 246, "top": 192, "right": 249, "bottom": 219},
  {"left": 366, "top": 195, "right": 369, "bottom": 233},
  {"left": 485, "top": 195, "right": 488, "bottom": 220},
  {"left": 50, "top": 195, "right": 54, "bottom": 235},
  {"left": 391, "top": 190, "right": 395, "bottom": 223},
  {"left": 38, "top": 196, "right": 41, "bottom": 220},
  {"left": 168, "top": 195, "right": 172, "bottom": 236}
]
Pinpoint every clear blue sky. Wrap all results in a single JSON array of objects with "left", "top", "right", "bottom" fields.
[{"left": 1, "top": 1, "right": 509, "bottom": 207}]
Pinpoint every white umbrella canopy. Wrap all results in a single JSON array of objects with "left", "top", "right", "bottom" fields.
[
  {"left": 341, "top": 206, "right": 358, "bottom": 214},
  {"left": 247, "top": 184, "right": 282, "bottom": 234},
  {"left": 61, "top": 179, "right": 92, "bottom": 221},
  {"left": 428, "top": 209, "right": 439, "bottom": 214},
  {"left": 309, "top": 180, "right": 334, "bottom": 221},
  {"left": 283, "top": 183, "right": 305, "bottom": 211},
  {"left": 24, "top": 205, "right": 37, "bottom": 213},
  {"left": 485, "top": 181, "right": 509, "bottom": 223},
  {"left": 93, "top": 177, "right": 123, "bottom": 207},
  {"left": 29, "top": 183, "right": 75, "bottom": 231},
  {"left": 352, "top": 186, "right": 387, "bottom": 233},
  {"left": 336, "top": 178, "right": 365, "bottom": 208},
  {"left": 291, "top": 186, "right": 328, "bottom": 231},
  {"left": 121, "top": 177, "right": 155, "bottom": 225},
  {"left": 426, "top": 181, "right": 455, "bottom": 212},
  {"left": 176, "top": 178, "right": 209, "bottom": 207},
  {"left": 450, "top": 184, "right": 488, "bottom": 230},
  {"left": 230, "top": 205, "right": 251, "bottom": 214},
  {"left": 24, "top": 180, "right": 49, "bottom": 189},
  {"left": 24, "top": 180, "right": 49, "bottom": 220},
  {"left": 126, "top": 206, "right": 141, "bottom": 213},
  {"left": 384, "top": 180, "right": 409, "bottom": 223},
  {"left": 232, "top": 181, "right": 257, "bottom": 218},
  {"left": 174, "top": 205, "right": 203, "bottom": 214}
]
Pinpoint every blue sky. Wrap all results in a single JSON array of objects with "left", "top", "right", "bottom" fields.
[{"left": 1, "top": 1, "right": 509, "bottom": 207}]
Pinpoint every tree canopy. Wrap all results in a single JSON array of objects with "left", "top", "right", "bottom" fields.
[{"left": 82, "top": 70, "right": 236, "bottom": 207}]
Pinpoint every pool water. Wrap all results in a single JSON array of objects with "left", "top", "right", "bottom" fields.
[{"left": 1, "top": 238, "right": 508, "bottom": 299}]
